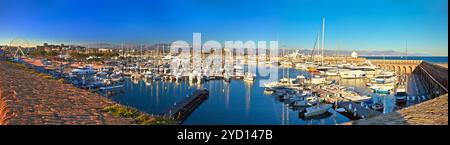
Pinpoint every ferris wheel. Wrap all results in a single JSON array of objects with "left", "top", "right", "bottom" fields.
[{"left": 8, "top": 37, "right": 31, "bottom": 59}]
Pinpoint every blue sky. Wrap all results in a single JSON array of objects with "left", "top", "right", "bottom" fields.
[{"left": 0, "top": 0, "right": 448, "bottom": 56}]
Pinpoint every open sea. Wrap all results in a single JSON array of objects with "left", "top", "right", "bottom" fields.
[{"left": 362, "top": 56, "right": 448, "bottom": 63}]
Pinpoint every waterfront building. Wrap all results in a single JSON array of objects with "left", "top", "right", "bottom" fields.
[{"left": 351, "top": 51, "right": 358, "bottom": 58}]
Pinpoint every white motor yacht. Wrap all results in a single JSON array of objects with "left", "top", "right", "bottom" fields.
[
  {"left": 324, "top": 69, "right": 339, "bottom": 76},
  {"left": 339, "top": 70, "right": 367, "bottom": 79},
  {"left": 302, "top": 104, "right": 332, "bottom": 117},
  {"left": 71, "top": 66, "right": 96, "bottom": 75}
]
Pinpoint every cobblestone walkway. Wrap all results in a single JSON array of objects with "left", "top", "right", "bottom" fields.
[
  {"left": 0, "top": 61, "right": 135, "bottom": 125},
  {"left": 347, "top": 94, "right": 448, "bottom": 125}
]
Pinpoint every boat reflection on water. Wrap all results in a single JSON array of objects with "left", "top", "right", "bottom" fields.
[
  {"left": 298, "top": 111, "right": 333, "bottom": 120},
  {"left": 244, "top": 81, "right": 253, "bottom": 117},
  {"left": 224, "top": 81, "right": 231, "bottom": 110}
]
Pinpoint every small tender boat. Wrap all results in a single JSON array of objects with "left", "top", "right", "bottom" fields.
[
  {"left": 340, "top": 95, "right": 372, "bottom": 102},
  {"left": 130, "top": 73, "right": 142, "bottom": 80},
  {"left": 335, "top": 108, "right": 346, "bottom": 113},
  {"left": 310, "top": 76, "right": 328, "bottom": 85},
  {"left": 279, "top": 94, "right": 291, "bottom": 101},
  {"left": 243, "top": 72, "right": 255, "bottom": 82},
  {"left": 302, "top": 104, "right": 332, "bottom": 117},
  {"left": 369, "top": 85, "right": 394, "bottom": 94},
  {"left": 174, "top": 73, "right": 182, "bottom": 81},
  {"left": 188, "top": 73, "right": 196, "bottom": 82},
  {"left": 324, "top": 69, "right": 339, "bottom": 76},
  {"left": 161, "top": 54, "right": 173, "bottom": 60},
  {"left": 223, "top": 73, "right": 231, "bottom": 82},
  {"left": 234, "top": 71, "right": 244, "bottom": 79},
  {"left": 196, "top": 74, "right": 203, "bottom": 84},
  {"left": 306, "top": 96, "right": 319, "bottom": 106},
  {"left": 395, "top": 86, "right": 407, "bottom": 103},
  {"left": 371, "top": 102, "right": 384, "bottom": 111},
  {"left": 289, "top": 96, "right": 308, "bottom": 107},
  {"left": 339, "top": 70, "right": 367, "bottom": 79},
  {"left": 295, "top": 63, "right": 307, "bottom": 70},
  {"left": 153, "top": 75, "right": 161, "bottom": 81},
  {"left": 71, "top": 66, "right": 96, "bottom": 75},
  {"left": 307, "top": 66, "right": 319, "bottom": 73}
]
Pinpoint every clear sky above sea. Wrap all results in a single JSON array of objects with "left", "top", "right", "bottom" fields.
[{"left": 0, "top": 0, "right": 448, "bottom": 56}]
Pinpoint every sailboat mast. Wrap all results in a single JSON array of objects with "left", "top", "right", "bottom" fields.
[
  {"left": 383, "top": 53, "right": 386, "bottom": 81},
  {"left": 321, "top": 17, "right": 325, "bottom": 65},
  {"left": 312, "top": 31, "right": 320, "bottom": 63},
  {"left": 338, "top": 42, "right": 340, "bottom": 57},
  {"left": 282, "top": 47, "right": 285, "bottom": 78},
  {"left": 405, "top": 41, "right": 408, "bottom": 61},
  {"left": 383, "top": 53, "right": 386, "bottom": 70},
  {"left": 287, "top": 49, "right": 289, "bottom": 79},
  {"left": 121, "top": 42, "right": 124, "bottom": 56}
]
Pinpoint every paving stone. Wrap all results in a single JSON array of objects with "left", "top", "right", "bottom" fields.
[
  {"left": 0, "top": 62, "right": 135, "bottom": 125},
  {"left": 351, "top": 94, "right": 448, "bottom": 125}
]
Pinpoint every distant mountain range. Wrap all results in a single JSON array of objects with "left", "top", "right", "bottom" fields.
[
  {"left": 293, "top": 49, "right": 430, "bottom": 56},
  {"left": 78, "top": 43, "right": 430, "bottom": 56},
  {"left": 81, "top": 43, "right": 115, "bottom": 48},
  {"left": 354, "top": 50, "right": 429, "bottom": 56}
]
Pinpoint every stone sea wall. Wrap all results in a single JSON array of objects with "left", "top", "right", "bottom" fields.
[{"left": 345, "top": 94, "right": 448, "bottom": 125}]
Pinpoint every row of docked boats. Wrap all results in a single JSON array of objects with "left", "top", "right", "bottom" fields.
[
  {"left": 292, "top": 60, "right": 386, "bottom": 79},
  {"left": 261, "top": 70, "right": 407, "bottom": 117},
  {"left": 68, "top": 66, "right": 125, "bottom": 91},
  {"left": 263, "top": 75, "right": 335, "bottom": 118},
  {"left": 367, "top": 71, "right": 398, "bottom": 94},
  {"left": 286, "top": 59, "right": 403, "bottom": 96},
  {"left": 115, "top": 55, "right": 260, "bottom": 85}
]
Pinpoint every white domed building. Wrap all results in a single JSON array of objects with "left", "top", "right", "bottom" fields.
[{"left": 351, "top": 51, "right": 358, "bottom": 58}]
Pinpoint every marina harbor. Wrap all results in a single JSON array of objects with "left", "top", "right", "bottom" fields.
[
  {"left": 1, "top": 37, "right": 447, "bottom": 124},
  {"left": 0, "top": 0, "right": 447, "bottom": 126}
]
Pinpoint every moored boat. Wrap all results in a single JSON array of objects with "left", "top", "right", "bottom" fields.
[
  {"left": 339, "top": 70, "right": 367, "bottom": 79},
  {"left": 243, "top": 72, "right": 255, "bottom": 82},
  {"left": 301, "top": 104, "right": 332, "bottom": 117}
]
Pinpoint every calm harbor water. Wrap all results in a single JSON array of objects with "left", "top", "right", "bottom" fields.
[
  {"left": 363, "top": 56, "right": 448, "bottom": 63},
  {"left": 20, "top": 57, "right": 409, "bottom": 125},
  {"left": 106, "top": 62, "right": 426, "bottom": 125},
  {"left": 108, "top": 66, "right": 356, "bottom": 125}
]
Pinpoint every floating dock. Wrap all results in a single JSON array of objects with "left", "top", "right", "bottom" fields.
[
  {"left": 337, "top": 101, "right": 382, "bottom": 119},
  {"left": 161, "top": 89, "right": 209, "bottom": 121}
]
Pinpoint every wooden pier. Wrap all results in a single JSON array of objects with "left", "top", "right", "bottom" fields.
[
  {"left": 337, "top": 101, "right": 381, "bottom": 119},
  {"left": 161, "top": 89, "right": 209, "bottom": 121}
]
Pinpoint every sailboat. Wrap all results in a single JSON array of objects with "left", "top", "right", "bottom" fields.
[
  {"left": 308, "top": 17, "right": 327, "bottom": 73},
  {"left": 307, "top": 27, "right": 322, "bottom": 73}
]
